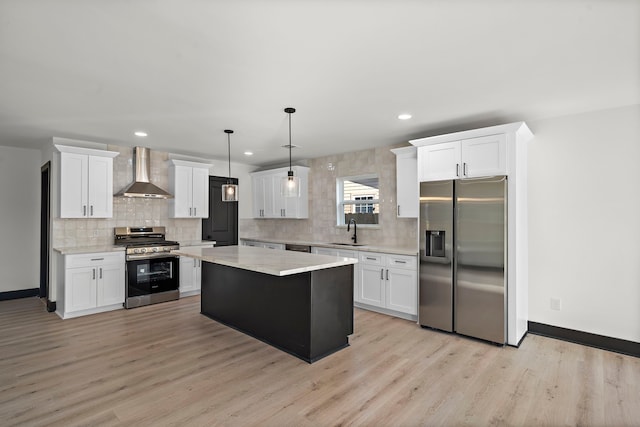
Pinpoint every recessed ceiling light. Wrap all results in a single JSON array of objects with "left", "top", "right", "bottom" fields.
[
  {"left": 244, "top": 151, "right": 254, "bottom": 156},
  {"left": 134, "top": 131, "right": 148, "bottom": 137},
  {"left": 398, "top": 114, "right": 412, "bottom": 120}
]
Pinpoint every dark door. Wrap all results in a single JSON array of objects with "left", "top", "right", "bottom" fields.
[
  {"left": 202, "top": 176, "right": 238, "bottom": 246},
  {"left": 40, "top": 162, "right": 55, "bottom": 311}
]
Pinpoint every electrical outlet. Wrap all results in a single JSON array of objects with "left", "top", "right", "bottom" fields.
[{"left": 550, "top": 297, "right": 562, "bottom": 311}]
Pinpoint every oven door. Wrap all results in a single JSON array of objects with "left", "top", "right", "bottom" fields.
[{"left": 127, "top": 256, "right": 179, "bottom": 297}]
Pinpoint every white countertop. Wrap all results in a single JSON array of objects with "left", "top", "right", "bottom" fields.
[
  {"left": 173, "top": 245, "right": 358, "bottom": 276},
  {"left": 240, "top": 237, "right": 418, "bottom": 256},
  {"left": 54, "top": 245, "right": 125, "bottom": 255},
  {"left": 179, "top": 240, "right": 216, "bottom": 247}
]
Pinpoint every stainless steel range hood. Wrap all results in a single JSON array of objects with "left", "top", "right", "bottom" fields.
[{"left": 115, "top": 147, "right": 173, "bottom": 199}]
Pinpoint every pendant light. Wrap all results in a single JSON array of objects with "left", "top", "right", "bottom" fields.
[
  {"left": 221, "top": 129, "right": 238, "bottom": 202},
  {"left": 281, "top": 107, "right": 300, "bottom": 197}
]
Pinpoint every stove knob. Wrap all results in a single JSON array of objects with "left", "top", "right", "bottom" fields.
[
  {"left": 134, "top": 248, "right": 141, "bottom": 254},
  {"left": 152, "top": 247, "right": 158, "bottom": 252},
  {"left": 141, "top": 248, "right": 147, "bottom": 253}
]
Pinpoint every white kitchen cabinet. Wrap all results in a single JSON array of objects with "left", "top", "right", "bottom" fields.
[
  {"left": 56, "top": 145, "right": 119, "bottom": 218},
  {"left": 58, "top": 251, "right": 125, "bottom": 319},
  {"left": 357, "top": 251, "right": 418, "bottom": 317},
  {"left": 391, "top": 146, "right": 418, "bottom": 218},
  {"left": 179, "top": 243, "right": 214, "bottom": 296},
  {"left": 251, "top": 166, "right": 309, "bottom": 219},
  {"left": 168, "top": 159, "right": 212, "bottom": 218},
  {"left": 417, "top": 134, "right": 506, "bottom": 182},
  {"left": 241, "top": 239, "right": 285, "bottom": 250}
]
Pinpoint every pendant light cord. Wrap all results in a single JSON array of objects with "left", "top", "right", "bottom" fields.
[
  {"left": 288, "top": 111, "right": 292, "bottom": 171},
  {"left": 224, "top": 129, "right": 234, "bottom": 181}
]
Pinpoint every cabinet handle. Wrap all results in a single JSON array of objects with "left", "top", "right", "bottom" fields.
[
  {"left": 193, "top": 259, "right": 196, "bottom": 267},
  {"left": 366, "top": 257, "right": 377, "bottom": 261},
  {"left": 189, "top": 207, "right": 192, "bottom": 216},
  {"left": 83, "top": 205, "right": 87, "bottom": 217},
  {"left": 380, "top": 268, "right": 384, "bottom": 280},
  {"left": 92, "top": 268, "right": 96, "bottom": 280},
  {"left": 99, "top": 268, "right": 102, "bottom": 279},
  {"left": 90, "top": 258, "right": 104, "bottom": 261},
  {"left": 386, "top": 269, "right": 389, "bottom": 280},
  {"left": 90, "top": 205, "right": 94, "bottom": 216},
  {"left": 456, "top": 164, "right": 460, "bottom": 177},
  {"left": 194, "top": 207, "right": 197, "bottom": 216},
  {"left": 463, "top": 162, "right": 468, "bottom": 176},
  {"left": 397, "top": 205, "right": 400, "bottom": 216},
  {"left": 395, "top": 260, "right": 406, "bottom": 264}
]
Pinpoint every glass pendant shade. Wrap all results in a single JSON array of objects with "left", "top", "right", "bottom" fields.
[
  {"left": 222, "top": 129, "right": 238, "bottom": 202},
  {"left": 222, "top": 182, "right": 238, "bottom": 202},
  {"left": 281, "top": 172, "right": 300, "bottom": 197}
]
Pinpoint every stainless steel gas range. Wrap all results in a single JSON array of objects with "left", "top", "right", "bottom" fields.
[{"left": 114, "top": 226, "right": 180, "bottom": 308}]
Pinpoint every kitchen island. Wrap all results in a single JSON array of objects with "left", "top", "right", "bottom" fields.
[{"left": 172, "top": 245, "right": 357, "bottom": 363}]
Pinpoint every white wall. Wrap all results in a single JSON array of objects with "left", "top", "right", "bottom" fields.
[
  {"left": 0, "top": 145, "right": 41, "bottom": 293},
  {"left": 528, "top": 105, "right": 640, "bottom": 342}
]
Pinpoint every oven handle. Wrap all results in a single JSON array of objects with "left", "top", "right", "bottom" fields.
[{"left": 126, "top": 253, "right": 179, "bottom": 261}]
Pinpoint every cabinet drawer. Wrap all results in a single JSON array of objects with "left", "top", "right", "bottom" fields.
[
  {"left": 386, "top": 255, "right": 417, "bottom": 270},
  {"left": 66, "top": 252, "right": 124, "bottom": 269},
  {"left": 359, "top": 252, "right": 383, "bottom": 265}
]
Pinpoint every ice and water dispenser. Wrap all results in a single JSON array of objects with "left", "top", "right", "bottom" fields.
[{"left": 425, "top": 230, "right": 445, "bottom": 257}]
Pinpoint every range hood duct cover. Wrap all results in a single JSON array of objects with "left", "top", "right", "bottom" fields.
[{"left": 116, "top": 147, "right": 173, "bottom": 199}]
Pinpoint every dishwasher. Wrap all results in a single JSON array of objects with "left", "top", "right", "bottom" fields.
[{"left": 285, "top": 244, "right": 311, "bottom": 253}]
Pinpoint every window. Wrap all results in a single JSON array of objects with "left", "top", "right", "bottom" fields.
[{"left": 337, "top": 175, "right": 379, "bottom": 226}]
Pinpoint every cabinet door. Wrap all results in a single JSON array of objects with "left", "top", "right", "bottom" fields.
[
  {"left": 251, "top": 175, "right": 267, "bottom": 218},
  {"left": 418, "top": 142, "right": 461, "bottom": 182},
  {"left": 396, "top": 153, "right": 418, "bottom": 217},
  {"left": 179, "top": 257, "right": 196, "bottom": 293},
  {"left": 87, "top": 155, "right": 113, "bottom": 218},
  {"left": 194, "top": 259, "right": 202, "bottom": 292},
  {"left": 172, "top": 165, "right": 193, "bottom": 217},
  {"left": 460, "top": 134, "right": 506, "bottom": 178},
  {"left": 60, "top": 153, "right": 89, "bottom": 218},
  {"left": 97, "top": 263, "right": 125, "bottom": 306},
  {"left": 386, "top": 267, "right": 417, "bottom": 315},
  {"left": 191, "top": 167, "right": 209, "bottom": 218},
  {"left": 66, "top": 266, "right": 97, "bottom": 312},
  {"left": 359, "top": 264, "right": 385, "bottom": 308}
]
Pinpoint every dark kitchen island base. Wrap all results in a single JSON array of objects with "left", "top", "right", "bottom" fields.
[{"left": 200, "top": 262, "right": 354, "bottom": 363}]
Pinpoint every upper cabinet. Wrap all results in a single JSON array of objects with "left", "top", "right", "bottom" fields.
[
  {"left": 251, "top": 166, "right": 309, "bottom": 219},
  {"left": 417, "top": 134, "right": 506, "bottom": 182},
  {"left": 56, "top": 144, "right": 119, "bottom": 218},
  {"left": 390, "top": 146, "right": 418, "bottom": 218},
  {"left": 168, "top": 159, "right": 212, "bottom": 218}
]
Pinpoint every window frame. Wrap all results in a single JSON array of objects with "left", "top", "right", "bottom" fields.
[{"left": 336, "top": 174, "right": 380, "bottom": 227}]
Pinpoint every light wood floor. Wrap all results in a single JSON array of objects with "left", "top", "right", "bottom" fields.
[{"left": 1, "top": 296, "right": 639, "bottom": 427}]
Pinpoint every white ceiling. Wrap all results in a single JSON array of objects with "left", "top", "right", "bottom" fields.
[{"left": 0, "top": 0, "right": 638, "bottom": 167}]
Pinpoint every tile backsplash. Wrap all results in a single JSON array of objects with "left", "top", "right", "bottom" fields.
[
  {"left": 52, "top": 146, "right": 201, "bottom": 249},
  {"left": 239, "top": 144, "right": 418, "bottom": 248},
  {"left": 53, "top": 142, "right": 418, "bottom": 250}
]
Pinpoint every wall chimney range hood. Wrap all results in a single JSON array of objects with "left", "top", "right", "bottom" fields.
[{"left": 116, "top": 147, "right": 173, "bottom": 199}]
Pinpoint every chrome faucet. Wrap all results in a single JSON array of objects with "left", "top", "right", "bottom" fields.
[{"left": 347, "top": 218, "right": 357, "bottom": 244}]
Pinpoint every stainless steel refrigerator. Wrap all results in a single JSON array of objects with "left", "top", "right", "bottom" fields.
[{"left": 419, "top": 177, "right": 507, "bottom": 344}]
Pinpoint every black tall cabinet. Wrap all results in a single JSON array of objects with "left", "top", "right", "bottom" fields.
[{"left": 202, "top": 176, "right": 238, "bottom": 246}]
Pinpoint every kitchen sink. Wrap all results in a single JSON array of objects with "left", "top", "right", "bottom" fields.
[{"left": 328, "top": 242, "right": 366, "bottom": 247}]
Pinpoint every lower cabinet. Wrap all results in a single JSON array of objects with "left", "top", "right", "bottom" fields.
[
  {"left": 357, "top": 251, "right": 418, "bottom": 319},
  {"left": 59, "top": 251, "right": 125, "bottom": 319},
  {"left": 240, "top": 239, "right": 285, "bottom": 250},
  {"left": 179, "top": 244, "right": 214, "bottom": 296}
]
